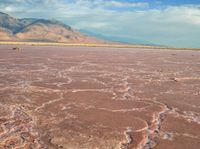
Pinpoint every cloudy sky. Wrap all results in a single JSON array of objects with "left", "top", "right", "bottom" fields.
[{"left": 0, "top": 0, "right": 200, "bottom": 48}]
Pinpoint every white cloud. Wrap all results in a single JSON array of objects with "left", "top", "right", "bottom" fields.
[
  {"left": 4, "top": 6, "right": 13, "bottom": 12},
  {"left": 70, "top": 0, "right": 148, "bottom": 9},
  {"left": 75, "top": 22, "right": 109, "bottom": 29},
  {"left": 105, "top": 1, "right": 148, "bottom": 8}
]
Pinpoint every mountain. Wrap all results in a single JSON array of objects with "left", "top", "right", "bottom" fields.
[
  {"left": 0, "top": 27, "right": 13, "bottom": 40},
  {"left": 0, "top": 12, "right": 24, "bottom": 33},
  {"left": 0, "top": 12, "right": 105, "bottom": 43},
  {"left": 80, "top": 29, "right": 156, "bottom": 46}
]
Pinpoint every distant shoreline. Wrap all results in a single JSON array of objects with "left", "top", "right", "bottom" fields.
[{"left": 0, "top": 41, "right": 199, "bottom": 51}]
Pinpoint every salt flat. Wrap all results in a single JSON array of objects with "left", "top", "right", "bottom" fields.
[{"left": 0, "top": 45, "right": 199, "bottom": 149}]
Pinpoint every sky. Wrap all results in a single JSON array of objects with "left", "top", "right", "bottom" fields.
[{"left": 0, "top": 0, "right": 200, "bottom": 48}]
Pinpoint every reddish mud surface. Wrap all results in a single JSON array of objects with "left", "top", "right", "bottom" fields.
[{"left": 0, "top": 45, "right": 199, "bottom": 149}]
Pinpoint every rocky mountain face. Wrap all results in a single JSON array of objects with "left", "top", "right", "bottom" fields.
[{"left": 0, "top": 12, "right": 104, "bottom": 43}]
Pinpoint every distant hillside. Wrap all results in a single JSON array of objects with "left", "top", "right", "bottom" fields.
[
  {"left": 0, "top": 12, "right": 105, "bottom": 43},
  {"left": 0, "top": 27, "right": 13, "bottom": 40},
  {"left": 80, "top": 29, "right": 156, "bottom": 46}
]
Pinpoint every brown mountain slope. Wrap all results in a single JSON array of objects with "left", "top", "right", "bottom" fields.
[
  {"left": 0, "top": 12, "right": 26, "bottom": 33},
  {"left": 15, "top": 20, "right": 103, "bottom": 43},
  {"left": 0, "top": 27, "right": 14, "bottom": 40},
  {"left": 0, "top": 12, "right": 106, "bottom": 43}
]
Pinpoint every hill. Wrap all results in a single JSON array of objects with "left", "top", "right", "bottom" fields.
[{"left": 0, "top": 12, "right": 105, "bottom": 43}]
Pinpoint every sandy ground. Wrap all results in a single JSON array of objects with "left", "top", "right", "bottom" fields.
[{"left": 0, "top": 45, "right": 199, "bottom": 149}]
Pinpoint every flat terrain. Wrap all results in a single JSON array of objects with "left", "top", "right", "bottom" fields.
[{"left": 0, "top": 45, "right": 199, "bottom": 149}]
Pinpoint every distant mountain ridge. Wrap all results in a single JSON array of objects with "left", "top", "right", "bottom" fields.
[
  {"left": 0, "top": 12, "right": 105, "bottom": 43},
  {"left": 79, "top": 29, "right": 156, "bottom": 46}
]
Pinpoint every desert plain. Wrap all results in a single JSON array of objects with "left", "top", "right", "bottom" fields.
[{"left": 0, "top": 45, "right": 199, "bottom": 149}]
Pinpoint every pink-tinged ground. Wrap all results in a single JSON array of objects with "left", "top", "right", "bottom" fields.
[{"left": 0, "top": 45, "right": 199, "bottom": 149}]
